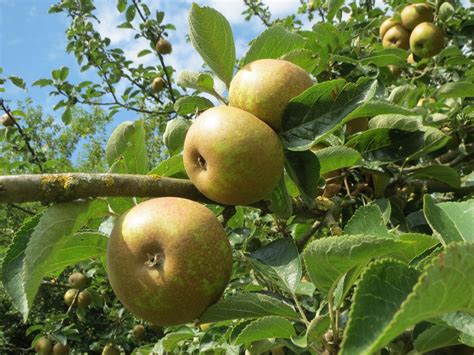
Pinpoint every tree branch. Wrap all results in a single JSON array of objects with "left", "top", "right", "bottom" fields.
[{"left": 0, "top": 174, "right": 206, "bottom": 204}]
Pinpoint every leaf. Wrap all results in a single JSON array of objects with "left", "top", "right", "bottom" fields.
[
  {"left": 198, "top": 293, "right": 299, "bottom": 323},
  {"left": 137, "top": 49, "right": 151, "bottom": 58},
  {"left": 359, "top": 48, "right": 408, "bottom": 67},
  {"left": 284, "top": 150, "right": 320, "bottom": 207},
  {"left": 9, "top": 76, "right": 26, "bottom": 89},
  {"left": 148, "top": 155, "right": 186, "bottom": 178},
  {"left": 117, "top": 0, "right": 127, "bottom": 13},
  {"left": 59, "top": 66, "right": 69, "bottom": 81},
  {"left": 269, "top": 176, "right": 293, "bottom": 218},
  {"left": 22, "top": 200, "right": 108, "bottom": 320},
  {"left": 424, "top": 196, "right": 474, "bottom": 244},
  {"left": 281, "top": 79, "right": 377, "bottom": 151},
  {"left": 314, "top": 146, "right": 361, "bottom": 175},
  {"left": 188, "top": 3, "right": 235, "bottom": 87},
  {"left": 326, "top": 0, "right": 345, "bottom": 22},
  {"left": 105, "top": 120, "right": 148, "bottom": 174},
  {"left": 249, "top": 238, "right": 301, "bottom": 294},
  {"left": 234, "top": 316, "right": 296, "bottom": 345},
  {"left": 162, "top": 330, "right": 195, "bottom": 351},
  {"left": 346, "top": 128, "right": 425, "bottom": 162},
  {"left": 173, "top": 96, "right": 213, "bottom": 115},
  {"left": 341, "top": 243, "right": 474, "bottom": 354},
  {"left": 279, "top": 49, "right": 319, "bottom": 73},
  {"left": 177, "top": 71, "right": 215, "bottom": 94},
  {"left": 32, "top": 79, "right": 53, "bottom": 87},
  {"left": 409, "top": 165, "right": 460, "bottom": 189},
  {"left": 440, "top": 312, "right": 474, "bottom": 337},
  {"left": 242, "top": 25, "right": 306, "bottom": 66},
  {"left": 414, "top": 324, "right": 461, "bottom": 353},
  {"left": 437, "top": 82, "right": 474, "bottom": 98},
  {"left": 1, "top": 215, "right": 42, "bottom": 317},
  {"left": 345, "top": 100, "right": 417, "bottom": 121},
  {"left": 408, "top": 126, "right": 451, "bottom": 160},
  {"left": 303, "top": 234, "right": 437, "bottom": 294},
  {"left": 344, "top": 205, "right": 390, "bottom": 237},
  {"left": 61, "top": 107, "right": 72, "bottom": 125},
  {"left": 368, "top": 114, "right": 423, "bottom": 132},
  {"left": 125, "top": 5, "right": 136, "bottom": 22},
  {"left": 163, "top": 118, "right": 192, "bottom": 156}
]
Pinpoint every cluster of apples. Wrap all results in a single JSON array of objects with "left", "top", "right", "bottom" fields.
[
  {"left": 381, "top": 3, "right": 444, "bottom": 65},
  {"left": 105, "top": 59, "right": 313, "bottom": 328},
  {"left": 151, "top": 37, "right": 173, "bottom": 93}
]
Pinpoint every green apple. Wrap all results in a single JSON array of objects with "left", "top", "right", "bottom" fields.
[
  {"left": 35, "top": 336, "right": 52, "bottom": 354},
  {"left": 410, "top": 22, "right": 444, "bottom": 58},
  {"left": 155, "top": 38, "right": 172, "bottom": 55},
  {"left": 52, "top": 342, "right": 70, "bottom": 355},
  {"left": 183, "top": 106, "right": 284, "bottom": 205},
  {"left": 68, "top": 272, "right": 87, "bottom": 289},
  {"left": 106, "top": 197, "right": 232, "bottom": 326},
  {"left": 388, "top": 65, "right": 401, "bottom": 76},
  {"left": 382, "top": 25, "right": 410, "bottom": 50},
  {"left": 401, "top": 3, "right": 433, "bottom": 30},
  {"left": 379, "top": 18, "right": 400, "bottom": 39},
  {"left": 1, "top": 113, "right": 14, "bottom": 127},
  {"left": 151, "top": 76, "right": 165, "bottom": 93},
  {"left": 228, "top": 59, "right": 313, "bottom": 131}
]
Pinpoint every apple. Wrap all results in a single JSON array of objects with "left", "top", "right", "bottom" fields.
[
  {"left": 1, "top": 113, "right": 14, "bottom": 127},
  {"left": 68, "top": 272, "right": 87, "bottom": 289},
  {"left": 102, "top": 344, "right": 120, "bottom": 355},
  {"left": 379, "top": 18, "right": 400, "bottom": 39},
  {"left": 183, "top": 106, "right": 284, "bottom": 205},
  {"left": 155, "top": 38, "right": 172, "bottom": 55},
  {"left": 77, "top": 290, "right": 92, "bottom": 308},
  {"left": 228, "top": 59, "right": 313, "bottom": 131},
  {"left": 382, "top": 25, "right": 410, "bottom": 50},
  {"left": 132, "top": 324, "right": 146, "bottom": 340},
  {"left": 410, "top": 22, "right": 445, "bottom": 58},
  {"left": 401, "top": 3, "right": 434, "bottom": 30},
  {"left": 106, "top": 197, "right": 233, "bottom": 326},
  {"left": 417, "top": 97, "right": 436, "bottom": 106},
  {"left": 388, "top": 65, "right": 401, "bottom": 76},
  {"left": 52, "top": 342, "right": 70, "bottom": 355},
  {"left": 64, "top": 289, "right": 78, "bottom": 306},
  {"left": 151, "top": 77, "right": 165, "bottom": 93},
  {"left": 35, "top": 336, "right": 52, "bottom": 354}
]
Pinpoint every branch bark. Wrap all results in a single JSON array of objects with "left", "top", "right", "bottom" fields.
[{"left": 0, "top": 174, "right": 206, "bottom": 204}]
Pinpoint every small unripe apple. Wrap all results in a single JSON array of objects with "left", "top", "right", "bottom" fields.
[
  {"left": 132, "top": 324, "right": 146, "bottom": 340},
  {"left": 379, "top": 18, "right": 399, "bottom": 39},
  {"left": 35, "top": 336, "right": 53, "bottom": 354},
  {"left": 1, "top": 113, "right": 14, "bottom": 127},
  {"left": 151, "top": 76, "right": 165, "bottom": 93},
  {"left": 410, "top": 22, "right": 444, "bottom": 58},
  {"left": 155, "top": 38, "right": 172, "bottom": 55},
  {"left": 401, "top": 3, "right": 433, "bottom": 30},
  {"left": 199, "top": 323, "right": 212, "bottom": 331},
  {"left": 229, "top": 59, "right": 313, "bottom": 131},
  {"left": 388, "top": 65, "right": 401, "bottom": 76},
  {"left": 77, "top": 290, "right": 92, "bottom": 308},
  {"left": 64, "top": 289, "right": 79, "bottom": 306},
  {"left": 102, "top": 344, "right": 120, "bottom": 355},
  {"left": 52, "top": 342, "right": 70, "bottom": 355},
  {"left": 68, "top": 272, "right": 87, "bottom": 289},
  {"left": 382, "top": 25, "right": 410, "bottom": 50},
  {"left": 183, "top": 106, "right": 284, "bottom": 205}
]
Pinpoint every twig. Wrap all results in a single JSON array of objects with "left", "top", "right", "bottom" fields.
[{"left": 7, "top": 203, "right": 36, "bottom": 215}]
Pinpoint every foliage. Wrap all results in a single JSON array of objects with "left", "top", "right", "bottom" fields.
[{"left": 0, "top": 0, "right": 473, "bottom": 353}]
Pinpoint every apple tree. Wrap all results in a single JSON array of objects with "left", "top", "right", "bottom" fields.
[{"left": 1, "top": 0, "right": 473, "bottom": 354}]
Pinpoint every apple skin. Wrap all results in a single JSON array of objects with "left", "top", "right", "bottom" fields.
[
  {"left": 77, "top": 290, "right": 92, "bottom": 308},
  {"left": 401, "top": 4, "right": 434, "bottom": 30},
  {"left": 388, "top": 65, "right": 401, "bottom": 76},
  {"left": 382, "top": 25, "right": 410, "bottom": 50},
  {"left": 151, "top": 77, "right": 165, "bottom": 93},
  {"left": 106, "top": 197, "right": 233, "bottom": 326},
  {"left": 64, "top": 289, "right": 78, "bottom": 306},
  {"left": 132, "top": 324, "right": 146, "bottom": 340},
  {"left": 229, "top": 59, "right": 313, "bottom": 131},
  {"left": 379, "top": 18, "right": 399, "bottom": 39},
  {"left": 1, "top": 113, "right": 14, "bottom": 127},
  {"left": 155, "top": 38, "right": 172, "bottom": 54},
  {"left": 68, "top": 272, "right": 87, "bottom": 289},
  {"left": 183, "top": 106, "right": 284, "bottom": 205},
  {"left": 52, "top": 342, "right": 70, "bottom": 355},
  {"left": 410, "top": 22, "right": 445, "bottom": 58},
  {"left": 102, "top": 344, "right": 120, "bottom": 355},
  {"left": 35, "top": 336, "right": 53, "bottom": 354}
]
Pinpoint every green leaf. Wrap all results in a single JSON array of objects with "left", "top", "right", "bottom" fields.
[
  {"left": 414, "top": 324, "right": 461, "bottom": 353},
  {"left": 32, "top": 79, "right": 53, "bottom": 87},
  {"left": 242, "top": 25, "right": 306, "bottom": 66},
  {"left": 284, "top": 150, "right": 320, "bottom": 207},
  {"left": 162, "top": 330, "right": 195, "bottom": 351},
  {"left": 279, "top": 49, "right": 319, "bottom": 73},
  {"left": 359, "top": 48, "right": 408, "bottom": 67},
  {"left": 440, "top": 312, "right": 474, "bottom": 337},
  {"left": 198, "top": 293, "right": 299, "bottom": 323},
  {"left": 326, "top": 0, "right": 345, "bottom": 22},
  {"left": 250, "top": 238, "right": 301, "bottom": 294},
  {"left": 61, "top": 107, "right": 72, "bottom": 125},
  {"left": 22, "top": 200, "right": 108, "bottom": 320},
  {"left": 344, "top": 205, "right": 390, "bottom": 237},
  {"left": 148, "top": 155, "right": 186, "bottom": 178},
  {"left": 408, "top": 126, "right": 451, "bottom": 160},
  {"left": 173, "top": 96, "right": 213, "bottom": 115},
  {"left": 346, "top": 128, "right": 425, "bottom": 162},
  {"left": 117, "top": 0, "right": 127, "bottom": 13},
  {"left": 314, "top": 146, "right": 361, "bottom": 175},
  {"left": 306, "top": 315, "right": 331, "bottom": 345},
  {"left": 282, "top": 78, "right": 377, "bottom": 151},
  {"left": 269, "top": 176, "right": 293, "bottom": 218},
  {"left": 163, "top": 118, "right": 192, "bottom": 156},
  {"left": 424, "top": 196, "right": 474, "bottom": 244},
  {"left": 341, "top": 243, "right": 474, "bottom": 354},
  {"left": 1, "top": 215, "right": 42, "bottom": 318},
  {"left": 409, "top": 165, "right": 460, "bottom": 189},
  {"left": 137, "top": 49, "right": 151, "bottom": 58},
  {"left": 437, "top": 82, "right": 474, "bottom": 98},
  {"left": 9, "top": 76, "right": 26, "bottom": 89},
  {"left": 105, "top": 120, "right": 148, "bottom": 174},
  {"left": 345, "top": 99, "right": 417, "bottom": 121},
  {"left": 188, "top": 3, "right": 235, "bottom": 87},
  {"left": 125, "top": 5, "right": 136, "bottom": 22},
  {"left": 368, "top": 114, "right": 423, "bottom": 132},
  {"left": 177, "top": 71, "right": 215, "bottom": 94},
  {"left": 59, "top": 66, "right": 69, "bottom": 81},
  {"left": 303, "top": 234, "right": 437, "bottom": 294},
  {"left": 234, "top": 316, "right": 296, "bottom": 345}
]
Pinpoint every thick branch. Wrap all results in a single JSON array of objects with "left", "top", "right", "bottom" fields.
[{"left": 0, "top": 174, "right": 206, "bottom": 204}]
